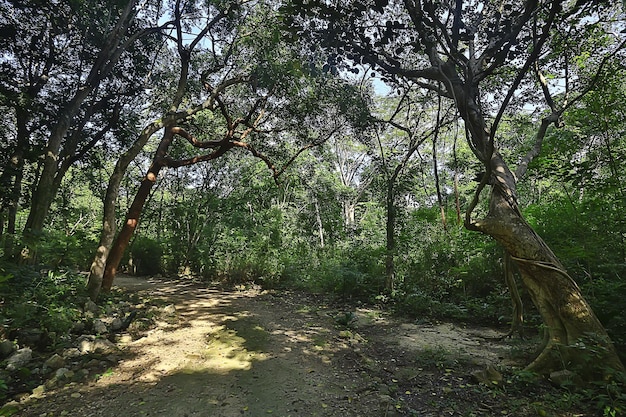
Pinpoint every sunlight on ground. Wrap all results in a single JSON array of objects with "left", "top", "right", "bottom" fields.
[{"left": 198, "top": 323, "right": 269, "bottom": 373}]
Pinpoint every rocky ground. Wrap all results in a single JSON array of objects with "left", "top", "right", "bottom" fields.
[{"left": 1, "top": 275, "right": 597, "bottom": 416}]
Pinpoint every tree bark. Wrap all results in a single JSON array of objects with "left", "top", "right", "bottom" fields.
[
  {"left": 468, "top": 151, "right": 624, "bottom": 377},
  {"left": 503, "top": 251, "right": 524, "bottom": 338},
  {"left": 314, "top": 198, "right": 325, "bottom": 248},
  {"left": 86, "top": 123, "right": 160, "bottom": 300},
  {"left": 384, "top": 181, "right": 396, "bottom": 292},
  {"left": 100, "top": 127, "right": 175, "bottom": 293}
]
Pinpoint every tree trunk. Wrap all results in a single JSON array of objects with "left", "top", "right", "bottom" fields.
[
  {"left": 384, "top": 180, "right": 396, "bottom": 292},
  {"left": 24, "top": 0, "right": 139, "bottom": 236},
  {"left": 100, "top": 127, "right": 176, "bottom": 293},
  {"left": 86, "top": 124, "right": 158, "bottom": 300},
  {"left": 342, "top": 201, "right": 356, "bottom": 231},
  {"left": 503, "top": 251, "right": 524, "bottom": 338},
  {"left": 314, "top": 198, "right": 325, "bottom": 248},
  {"left": 469, "top": 152, "right": 624, "bottom": 377}
]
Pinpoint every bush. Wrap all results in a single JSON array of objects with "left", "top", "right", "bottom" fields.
[
  {"left": 0, "top": 264, "right": 84, "bottom": 348},
  {"left": 127, "top": 237, "right": 164, "bottom": 276}
]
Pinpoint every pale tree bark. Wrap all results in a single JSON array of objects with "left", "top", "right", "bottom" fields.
[
  {"left": 502, "top": 251, "right": 524, "bottom": 339},
  {"left": 314, "top": 198, "right": 325, "bottom": 248},
  {"left": 334, "top": 139, "right": 370, "bottom": 232},
  {"left": 467, "top": 151, "right": 624, "bottom": 375},
  {"left": 441, "top": 2, "right": 623, "bottom": 377}
]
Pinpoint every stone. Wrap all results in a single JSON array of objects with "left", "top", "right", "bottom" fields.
[
  {"left": 62, "top": 348, "right": 81, "bottom": 359},
  {"left": 0, "top": 401, "right": 19, "bottom": 416},
  {"left": 44, "top": 354, "right": 65, "bottom": 371},
  {"left": 0, "top": 339, "right": 15, "bottom": 358},
  {"left": 92, "top": 338, "right": 118, "bottom": 354},
  {"left": 110, "top": 317, "right": 124, "bottom": 331},
  {"left": 471, "top": 365, "right": 503, "bottom": 384},
  {"left": 70, "top": 321, "right": 86, "bottom": 334},
  {"left": 162, "top": 304, "right": 176, "bottom": 315},
  {"left": 77, "top": 335, "right": 96, "bottom": 353},
  {"left": 6, "top": 348, "right": 32, "bottom": 371},
  {"left": 85, "top": 358, "right": 101, "bottom": 368},
  {"left": 16, "top": 328, "right": 44, "bottom": 346},
  {"left": 55, "top": 367, "right": 72, "bottom": 379},
  {"left": 93, "top": 319, "right": 108, "bottom": 334},
  {"left": 31, "top": 385, "right": 46, "bottom": 398},
  {"left": 550, "top": 370, "right": 583, "bottom": 388},
  {"left": 84, "top": 300, "right": 100, "bottom": 315}
]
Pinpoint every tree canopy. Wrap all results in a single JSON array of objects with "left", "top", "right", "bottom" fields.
[{"left": 1, "top": 0, "right": 626, "bottom": 406}]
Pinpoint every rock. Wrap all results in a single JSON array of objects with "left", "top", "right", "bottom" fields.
[
  {"left": 550, "top": 370, "right": 583, "bottom": 388},
  {"left": 6, "top": 348, "right": 32, "bottom": 371},
  {"left": 93, "top": 319, "right": 108, "bottom": 334},
  {"left": 162, "top": 304, "right": 176, "bottom": 315},
  {"left": 118, "top": 301, "right": 132, "bottom": 313},
  {"left": 44, "top": 353, "right": 65, "bottom": 371},
  {"left": 62, "top": 347, "right": 81, "bottom": 359},
  {"left": 110, "top": 317, "right": 124, "bottom": 332},
  {"left": 0, "top": 339, "right": 15, "bottom": 358},
  {"left": 16, "top": 328, "right": 44, "bottom": 346},
  {"left": 85, "top": 358, "right": 101, "bottom": 368},
  {"left": 77, "top": 335, "right": 96, "bottom": 353},
  {"left": 0, "top": 401, "right": 19, "bottom": 416},
  {"left": 94, "top": 339, "right": 118, "bottom": 354},
  {"left": 77, "top": 337, "right": 118, "bottom": 355},
  {"left": 471, "top": 365, "right": 503, "bottom": 384},
  {"left": 84, "top": 300, "right": 100, "bottom": 315},
  {"left": 30, "top": 384, "right": 45, "bottom": 398},
  {"left": 55, "top": 367, "right": 71, "bottom": 379},
  {"left": 70, "top": 321, "right": 86, "bottom": 334}
]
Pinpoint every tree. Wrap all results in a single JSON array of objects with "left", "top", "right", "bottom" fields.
[
  {"left": 372, "top": 87, "right": 456, "bottom": 290},
  {"left": 5, "top": 0, "right": 164, "bottom": 244},
  {"left": 91, "top": 0, "right": 370, "bottom": 298},
  {"left": 283, "top": 0, "right": 625, "bottom": 377}
]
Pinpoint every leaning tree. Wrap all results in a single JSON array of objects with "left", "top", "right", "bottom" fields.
[
  {"left": 88, "top": 0, "right": 372, "bottom": 299},
  {"left": 282, "top": 0, "right": 625, "bottom": 378}
]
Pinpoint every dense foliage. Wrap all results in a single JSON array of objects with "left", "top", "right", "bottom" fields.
[{"left": 1, "top": 0, "right": 625, "bottom": 412}]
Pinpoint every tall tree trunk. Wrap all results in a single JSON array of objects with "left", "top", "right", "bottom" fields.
[
  {"left": 100, "top": 126, "right": 179, "bottom": 293},
  {"left": 2, "top": 107, "right": 30, "bottom": 260},
  {"left": 86, "top": 124, "right": 159, "bottom": 300},
  {"left": 384, "top": 180, "right": 396, "bottom": 291},
  {"left": 435, "top": 55, "right": 625, "bottom": 375},
  {"left": 342, "top": 200, "right": 356, "bottom": 231},
  {"left": 503, "top": 251, "right": 524, "bottom": 338},
  {"left": 314, "top": 198, "right": 325, "bottom": 248},
  {"left": 23, "top": 0, "right": 139, "bottom": 236},
  {"left": 24, "top": 90, "right": 94, "bottom": 235}
]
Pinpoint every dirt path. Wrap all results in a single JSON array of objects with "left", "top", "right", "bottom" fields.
[{"left": 14, "top": 276, "right": 540, "bottom": 417}]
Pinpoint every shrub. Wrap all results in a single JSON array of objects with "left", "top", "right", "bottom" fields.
[{"left": 127, "top": 237, "right": 164, "bottom": 276}]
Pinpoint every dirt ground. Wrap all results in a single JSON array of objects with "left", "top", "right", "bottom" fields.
[{"left": 12, "top": 276, "right": 569, "bottom": 417}]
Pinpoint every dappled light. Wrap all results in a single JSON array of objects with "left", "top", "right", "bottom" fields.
[{"left": 2, "top": 0, "right": 625, "bottom": 415}]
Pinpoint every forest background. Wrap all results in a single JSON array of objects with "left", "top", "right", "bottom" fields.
[{"left": 0, "top": 0, "right": 625, "bottom": 408}]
